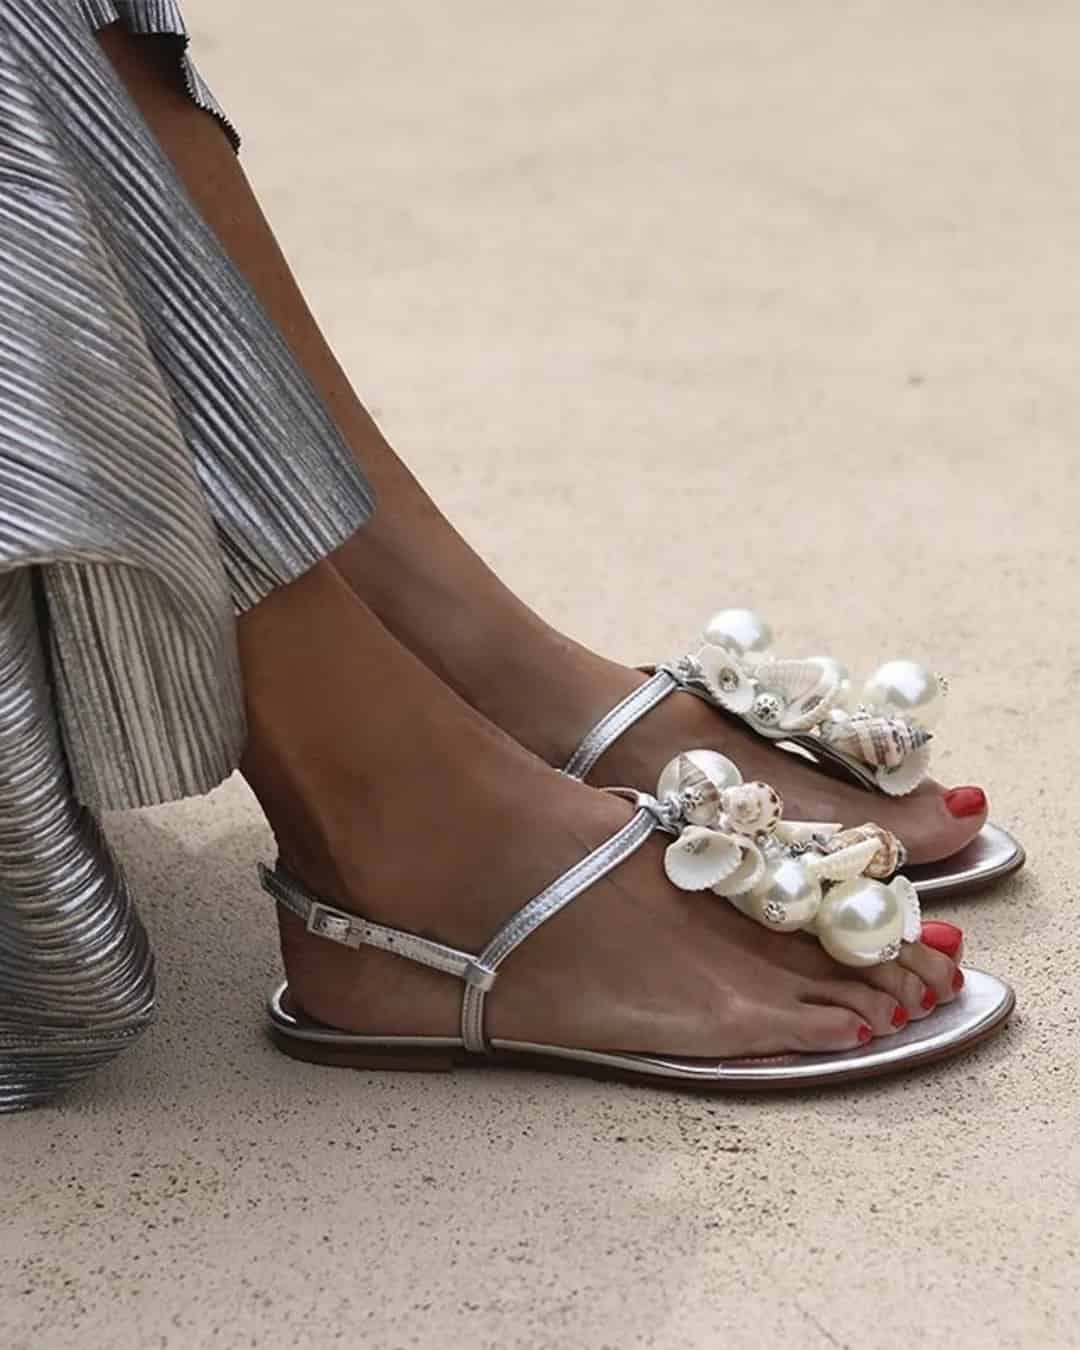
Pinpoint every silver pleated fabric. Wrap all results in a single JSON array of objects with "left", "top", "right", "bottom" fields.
[{"left": 0, "top": 1, "right": 374, "bottom": 1109}]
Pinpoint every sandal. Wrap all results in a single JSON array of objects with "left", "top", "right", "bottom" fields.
[
  {"left": 261, "top": 753, "right": 1014, "bottom": 1089},
  {"left": 563, "top": 609, "right": 1024, "bottom": 900}
]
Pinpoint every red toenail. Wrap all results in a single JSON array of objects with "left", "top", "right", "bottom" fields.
[
  {"left": 921, "top": 988, "right": 938, "bottom": 1011},
  {"left": 952, "top": 969, "right": 965, "bottom": 992},
  {"left": 857, "top": 1024, "right": 873, "bottom": 1044},
  {"left": 944, "top": 786, "right": 987, "bottom": 818},
  {"left": 891, "top": 1005, "right": 909, "bottom": 1029},
  {"left": 921, "top": 920, "right": 964, "bottom": 959}
]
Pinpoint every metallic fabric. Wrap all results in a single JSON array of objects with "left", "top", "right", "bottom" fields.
[
  {"left": 562, "top": 669, "right": 680, "bottom": 781},
  {"left": 0, "top": 1, "right": 374, "bottom": 1109}
]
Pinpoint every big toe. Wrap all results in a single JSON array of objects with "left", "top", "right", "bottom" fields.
[{"left": 867, "top": 780, "right": 988, "bottom": 866}]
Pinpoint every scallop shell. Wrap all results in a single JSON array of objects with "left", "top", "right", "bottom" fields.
[
  {"left": 748, "top": 657, "right": 844, "bottom": 732},
  {"left": 695, "top": 643, "right": 755, "bottom": 714},
  {"left": 823, "top": 823, "right": 903, "bottom": 880},
  {"left": 719, "top": 781, "right": 783, "bottom": 837},
  {"left": 888, "top": 875, "right": 922, "bottom": 944},
  {"left": 663, "top": 827, "right": 744, "bottom": 891},
  {"left": 711, "top": 839, "right": 766, "bottom": 898},
  {"left": 805, "top": 835, "right": 882, "bottom": 883}
]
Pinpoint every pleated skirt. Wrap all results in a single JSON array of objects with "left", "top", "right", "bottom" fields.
[{"left": 0, "top": 1, "right": 375, "bottom": 1108}]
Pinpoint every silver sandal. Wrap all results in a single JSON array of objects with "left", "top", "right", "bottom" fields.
[
  {"left": 261, "top": 769, "right": 1014, "bottom": 1090},
  {"left": 563, "top": 609, "right": 1024, "bottom": 901}
]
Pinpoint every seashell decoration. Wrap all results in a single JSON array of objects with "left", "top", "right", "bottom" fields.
[
  {"left": 696, "top": 643, "right": 755, "bottom": 714},
  {"left": 823, "top": 823, "right": 904, "bottom": 880},
  {"left": 652, "top": 752, "right": 928, "bottom": 969},
  {"left": 806, "top": 835, "right": 883, "bottom": 883},
  {"left": 661, "top": 611, "right": 949, "bottom": 798},
  {"left": 819, "top": 714, "right": 932, "bottom": 796},
  {"left": 720, "top": 781, "right": 783, "bottom": 836},
  {"left": 711, "top": 839, "right": 766, "bottom": 897},
  {"left": 746, "top": 657, "right": 845, "bottom": 732},
  {"left": 663, "top": 826, "right": 744, "bottom": 891}
]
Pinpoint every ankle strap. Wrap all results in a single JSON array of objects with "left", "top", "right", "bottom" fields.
[
  {"left": 259, "top": 802, "right": 661, "bottom": 1055},
  {"left": 563, "top": 670, "right": 680, "bottom": 780},
  {"left": 260, "top": 865, "right": 498, "bottom": 991}
]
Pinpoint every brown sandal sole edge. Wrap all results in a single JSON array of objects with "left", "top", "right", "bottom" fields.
[{"left": 266, "top": 968, "right": 1015, "bottom": 1091}]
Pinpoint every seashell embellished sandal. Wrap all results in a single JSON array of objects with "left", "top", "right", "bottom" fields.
[
  {"left": 563, "top": 610, "right": 1024, "bottom": 901},
  {"left": 262, "top": 753, "right": 1014, "bottom": 1089}
]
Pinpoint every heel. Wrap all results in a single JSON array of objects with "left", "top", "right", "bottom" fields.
[{"left": 271, "top": 1029, "right": 457, "bottom": 1073}]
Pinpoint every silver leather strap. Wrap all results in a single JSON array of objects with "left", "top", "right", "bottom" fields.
[
  {"left": 459, "top": 806, "right": 658, "bottom": 1052},
  {"left": 562, "top": 670, "right": 679, "bottom": 781},
  {"left": 259, "top": 864, "right": 498, "bottom": 992},
  {"left": 259, "top": 804, "right": 662, "bottom": 1055}
]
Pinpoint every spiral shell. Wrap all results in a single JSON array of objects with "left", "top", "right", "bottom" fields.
[
  {"left": 773, "top": 820, "right": 842, "bottom": 847},
  {"left": 824, "top": 823, "right": 904, "bottom": 880},
  {"left": 806, "top": 835, "right": 882, "bottom": 883},
  {"left": 719, "top": 781, "right": 783, "bottom": 837},
  {"left": 819, "top": 713, "right": 933, "bottom": 795},
  {"left": 657, "top": 752, "right": 744, "bottom": 826},
  {"left": 749, "top": 657, "right": 844, "bottom": 732}
]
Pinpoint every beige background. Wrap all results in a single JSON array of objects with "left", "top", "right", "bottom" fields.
[{"left": 5, "top": 2, "right": 1078, "bottom": 1347}]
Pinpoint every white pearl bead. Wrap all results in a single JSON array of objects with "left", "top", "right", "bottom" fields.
[
  {"left": 747, "top": 855, "right": 821, "bottom": 933},
  {"left": 861, "top": 660, "right": 944, "bottom": 729},
  {"left": 815, "top": 877, "right": 905, "bottom": 968},
  {"left": 702, "top": 608, "right": 773, "bottom": 656},
  {"left": 657, "top": 749, "right": 742, "bottom": 800}
]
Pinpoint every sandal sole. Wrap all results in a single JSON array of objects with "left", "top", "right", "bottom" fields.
[{"left": 267, "top": 967, "right": 1015, "bottom": 1091}]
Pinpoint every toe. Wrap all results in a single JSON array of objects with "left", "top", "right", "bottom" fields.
[
  {"left": 899, "top": 942, "right": 961, "bottom": 1006},
  {"left": 802, "top": 980, "right": 906, "bottom": 1037},
  {"left": 789, "top": 1005, "right": 874, "bottom": 1053},
  {"left": 861, "top": 961, "right": 929, "bottom": 1019},
  {"left": 893, "top": 780, "right": 988, "bottom": 865}
]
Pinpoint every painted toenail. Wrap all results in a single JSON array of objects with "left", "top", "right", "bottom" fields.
[
  {"left": 944, "top": 786, "right": 987, "bottom": 818},
  {"left": 921, "top": 988, "right": 938, "bottom": 1011},
  {"left": 921, "top": 920, "right": 964, "bottom": 959},
  {"left": 857, "top": 1023, "right": 873, "bottom": 1044},
  {"left": 952, "top": 969, "right": 965, "bottom": 992},
  {"left": 891, "top": 1005, "right": 909, "bottom": 1029}
]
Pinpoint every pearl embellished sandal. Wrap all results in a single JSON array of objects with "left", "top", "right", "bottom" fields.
[
  {"left": 262, "top": 758, "right": 1014, "bottom": 1089},
  {"left": 563, "top": 609, "right": 1024, "bottom": 901}
]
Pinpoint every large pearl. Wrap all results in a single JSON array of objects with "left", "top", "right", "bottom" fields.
[
  {"left": 746, "top": 855, "right": 822, "bottom": 933},
  {"left": 702, "top": 608, "right": 773, "bottom": 657},
  {"left": 657, "top": 748, "right": 742, "bottom": 800},
  {"left": 861, "top": 660, "right": 944, "bottom": 729},
  {"left": 814, "top": 876, "right": 905, "bottom": 968}
]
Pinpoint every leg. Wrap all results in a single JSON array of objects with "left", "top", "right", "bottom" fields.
[
  {"left": 97, "top": 23, "right": 984, "bottom": 868},
  {"left": 90, "top": 26, "right": 962, "bottom": 1054}
]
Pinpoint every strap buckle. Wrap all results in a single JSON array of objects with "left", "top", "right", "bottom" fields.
[{"left": 306, "top": 901, "right": 359, "bottom": 946}]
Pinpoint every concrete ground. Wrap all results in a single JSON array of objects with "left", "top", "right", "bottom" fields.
[{"left": 5, "top": 2, "right": 1078, "bottom": 1346}]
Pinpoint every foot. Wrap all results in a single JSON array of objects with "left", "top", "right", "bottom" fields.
[
  {"left": 240, "top": 568, "right": 962, "bottom": 1056},
  {"left": 554, "top": 667, "right": 988, "bottom": 867},
  {"left": 277, "top": 755, "right": 962, "bottom": 1056}
]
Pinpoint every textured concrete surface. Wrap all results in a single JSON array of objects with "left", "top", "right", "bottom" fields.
[{"left": 4, "top": 2, "right": 1078, "bottom": 1346}]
